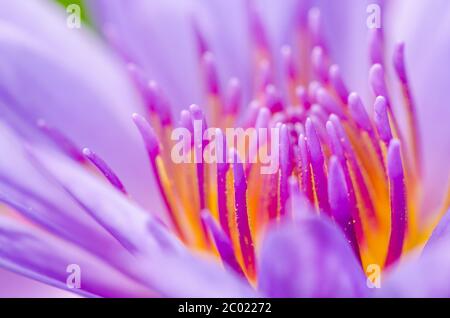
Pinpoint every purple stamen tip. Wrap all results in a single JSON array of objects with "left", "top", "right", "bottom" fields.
[
  {"left": 191, "top": 18, "right": 209, "bottom": 56},
  {"left": 36, "top": 119, "right": 85, "bottom": 163},
  {"left": 308, "top": 81, "right": 321, "bottom": 104},
  {"left": 305, "top": 117, "right": 330, "bottom": 214},
  {"left": 180, "top": 110, "right": 194, "bottom": 135},
  {"left": 146, "top": 81, "right": 172, "bottom": 126},
  {"left": 288, "top": 176, "right": 312, "bottom": 219},
  {"left": 279, "top": 124, "right": 292, "bottom": 217},
  {"left": 201, "top": 210, "right": 245, "bottom": 277},
  {"left": 225, "top": 78, "right": 241, "bottom": 114},
  {"left": 202, "top": 51, "right": 220, "bottom": 95},
  {"left": 348, "top": 92, "right": 372, "bottom": 132},
  {"left": 255, "top": 107, "right": 270, "bottom": 130},
  {"left": 132, "top": 113, "right": 160, "bottom": 159},
  {"left": 328, "top": 156, "right": 360, "bottom": 257},
  {"left": 329, "top": 64, "right": 349, "bottom": 104},
  {"left": 368, "top": 28, "right": 383, "bottom": 65},
  {"left": 281, "top": 45, "right": 297, "bottom": 80},
  {"left": 308, "top": 7, "right": 323, "bottom": 47},
  {"left": 316, "top": 87, "right": 344, "bottom": 118},
  {"left": 265, "top": 85, "right": 284, "bottom": 113},
  {"left": 373, "top": 96, "right": 392, "bottom": 143},
  {"left": 393, "top": 42, "right": 408, "bottom": 84},
  {"left": 230, "top": 148, "right": 255, "bottom": 270},
  {"left": 385, "top": 139, "right": 407, "bottom": 267},
  {"left": 296, "top": 85, "right": 310, "bottom": 108},
  {"left": 326, "top": 120, "right": 344, "bottom": 161},
  {"left": 305, "top": 118, "right": 322, "bottom": 164},
  {"left": 311, "top": 46, "right": 328, "bottom": 83},
  {"left": 328, "top": 156, "right": 349, "bottom": 215},
  {"left": 369, "top": 63, "right": 388, "bottom": 99}
]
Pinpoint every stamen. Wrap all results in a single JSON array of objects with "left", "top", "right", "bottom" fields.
[
  {"left": 385, "top": 139, "right": 407, "bottom": 267},
  {"left": 288, "top": 176, "right": 311, "bottom": 220},
  {"left": 281, "top": 45, "right": 298, "bottom": 82},
  {"left": 127, "top": 65, "right": 172, "bottom": 126},
  {"left": 310, "top": 104, "right": 329, "bottom": 126},
  {"left": 247, "top": 0, "right": 270, "bottom": 56},
  {"left": 296, "top": 85, "right": 310, "bottom": 109},
  {"left": 373, "top": 96, "right": 392, "bottom": 144},
  {"left": 190, "top": 104, "right": 207, "bottom": 210},
  {"left": 147, "top": 81, "right": 173, "bottom": 126},
  {"left": 256, "top": 60, "right": 273, "bottom": 94},
  {"left": 305, "top": 118, "right": 330, "bottom": 214},
  {"left": 201, "top": 210, "right": 246, "bottom": 277},
  {"left": 348, "top": 93, "right": 385, "bottom": 167},
  {"left": 348, "top": 93, "right": 372, "bottom": 132},
  {"left": 191, "top": 18, "right": 209, "bottom": 56},
  {"left": 265, "top": 85, "right": 284, "bottom": 113},
  {"left": 393, "top": 42, "right": 407, "bottom": 84},
  {"left": 369, "top": 64, "right": 389, "bottom": 102},
  {"left": 241, "top": 100, "right": 260, "bottom": 128},
  {"left": 316, "top": 87, "right": 345, "bottom": 118},
  {"left": 37, "top": 119, "right": 85, "bottom": 163},
  {"left": 370, "top": 64, "right": 404, "bottom": 149},
  {"left": 308, "top": 81, "right": 321, "bottom": 104},
  {"left": 179, "top": 110, "right": 194, "bottom": 148},
  {"left": 247, "top": 107, "right": 270, "bottom": 170},
  {"left": 326, "top": 121, "right": 364, "bottom": 243},
  {"left": 368, "top": 29, "right": 384, "bottom": 65},
  {"left": 216, "top": 129, "right": 230, "bottom": 237},
  {"left": 231, "top": 149, "right": 255, "bottom": 275},
  {"left": 311, "top": 46, "right": 328, "bottom": 83},
  {"left": 132, "top": 113, "right": 184, "bottom": 238},
  {"left": 326, "top": 121, "right": 344, "bottom": 161},
  {"left": 307, "top": 8, "right": 324, "bottom": 48},
  {"left": 298, "top": 133, "right": 313, "bottom": 202},
  {"left": 393, "top": 42, "right": 422, "bottom": 175},
  {"left": 82, "top": 148, "right": 127, "bottom": 194},
  {"left": 279, "top": 124, "right": 292, "bottom": 217},
  {"left": 225, "top": 78, "right": 241, "bottom": 115},
  {"left": 329, "top": 64, "right": 349, "bottom": 104},
  {"left": 132, "top": 113, "right": 160, "bottom": 160},
  {"left": 202, "top": 52, "right": 220, "bottom": 96},
  {"left": 328, "top": 156, "right": 361, "bottom": 261},
  {"left": 329, "top": 114, "right": 377, "bottom": 224}
]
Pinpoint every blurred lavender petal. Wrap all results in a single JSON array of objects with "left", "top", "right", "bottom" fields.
[
  {"left": 379, "top": 237, "right": 450, "bottom": 297},
  {"left": 423, "top": 208, "right": 450, "bottom": 253},
  {"left": 388, "top": 0, "right": 450, "bottom": 218},
  {"left": 258, "top": 217, "right": 367, "bottom": 297},
  {"left": 0, "top": 0, "right": 163, "bottom": 213},
  {"left": 0, "top": 214, "right": 153, "bottom": 297},
  {"left": 87, "top": 0, "right": 202, "bottom": 111}
]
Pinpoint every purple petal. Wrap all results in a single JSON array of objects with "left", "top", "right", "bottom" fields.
[
  {"left": 0, "top": 1, "right": 163, "bottom": 212},
  {"left": 0, "top": 123, "right": 126, "bottom": 261},
  {"left": 423, "top": 208, "right": 450, "bottom": 253},
  {"left": 0, "top": 268, "right": 79, "bottom": 298},
  {"left": 258, "top": 217, "right": 367, "bottom": 297},
  {"left": 87, "top": 0, "right": 202, "bottom": 110},
  {"left": 0, "top": 215, "right": 153, "bottom": 297},
  {"left": 389, "top": 0, "right": 450, "bottom": 219},
  {"left": 379, "top": 236, "right": 450, "bottom": 297}
]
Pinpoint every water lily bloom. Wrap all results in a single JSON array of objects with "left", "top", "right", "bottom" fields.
[{"left": 0, "top": 0, "right": 449, "bottom": 298}]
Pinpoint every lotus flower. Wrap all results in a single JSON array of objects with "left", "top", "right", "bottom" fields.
[{"left": 0, "top": 0, "right": 449, "bottom": 298}]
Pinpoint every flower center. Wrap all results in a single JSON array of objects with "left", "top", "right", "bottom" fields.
[{"left": 49, "top": 5, "right": 437, "bottom": 284}]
